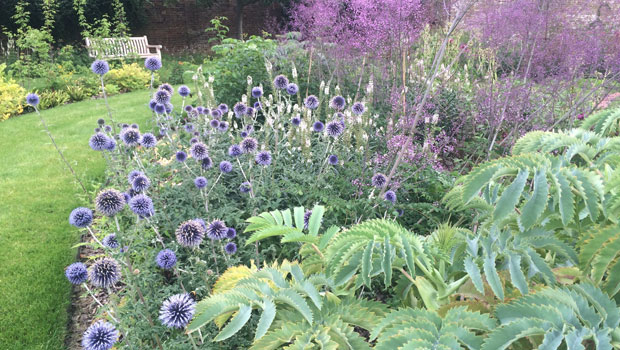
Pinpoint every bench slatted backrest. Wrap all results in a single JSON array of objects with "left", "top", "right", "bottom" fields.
[{"left": 86, "top": 36, "right": 159, "bottom": 59}]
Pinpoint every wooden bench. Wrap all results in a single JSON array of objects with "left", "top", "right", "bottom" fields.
[{"left": 85, "top": 36, "right": 162, "bottom": 60}]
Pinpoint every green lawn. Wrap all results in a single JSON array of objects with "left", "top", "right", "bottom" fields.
[{"left": 0, "top": 90, "right": 157, "bottom": 349}]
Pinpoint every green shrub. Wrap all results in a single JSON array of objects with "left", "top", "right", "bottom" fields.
[
  {"left": 0, "top": 64, "right": 26, "bottom": 121},
  {"left": 38, "top": 89, "right": 70, "bottom": 110},
  {"left": 106, "top": 63, "right": 153, "bottom": 92}
]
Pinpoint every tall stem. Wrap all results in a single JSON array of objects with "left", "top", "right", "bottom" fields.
[{"left": 100, "top": 76, "right": 117, "bottom": 134}]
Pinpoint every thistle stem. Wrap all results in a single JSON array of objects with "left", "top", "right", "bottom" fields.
[{"left": 86, "top": 226, "right": 104, "bottom": 247}]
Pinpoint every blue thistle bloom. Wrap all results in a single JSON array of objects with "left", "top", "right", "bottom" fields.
[
  {"left": 128, "top": 194, "right": 154, "bottom": 217},
  {"left": 105, "top": 137, "right": 116, "bottom": 151},
  {"left": 274, "top": 75, "right": 289, "bottom": 89},
  {"left": 228, "top": 144, "right": 242, "bottom": 157},
  {"left": 26, "top": 93, "right": 40, "bottom": 106},
  {"left": 122, "top": 192, "right": 131, "bottom": 203},
  {"left": 184, "top": 123, "right": 195, "bottom": 133},
  {"left": 184, "top": 105, "right": 193, "bottom": 113},
  {"left": 246, "top": 107, "right": 254, "bottom": 116},
  {"left": 176, "top": 151, "right": 187, "bottom": 162},
  {"left": 325, "top": 120, "right": 344, "bottom": 138},
  {"left": 384, "top": 190, "right": 397, "bottom": 204},
  {"left": 194, "top": 218, "right": 207, "bottom": 231},
  {"left": 371, "top": 173, "right": 387, "bottom": 188},
  {"left": 225, "top": 242, "right": 237, "bottom": 254},
  {"left": 330, "top": 95, "right": 346, "bottom": 110},
  {"left": 103, "top": 125, "right": 112, "bottom": 133},
  {"left": 156, "top": 249, "right": 177, "bottom": 269},
  {"left": 226, "top": 228, "right": 236, "bottom": 239},
  {"left": 233, "top": 102, "right": 247, "bottom": 117},
  {"left": 140, "top": 133, "right": 157, "bottom": 148},
  {"left": 89, "top": 257, "right": 121, "bottom": 288},
  {"left": 217, "top": 121, "right": 229, "bottom": 132},
  {"left": 239, "top": 181, "right": 252, "bottom": 193},
  {"left": 97, "top": 118, "right": 106, "bottom": 125},
  {"left": 91, "top": 60, "right": 109, "bottom": 75},
  {"left": 102, "top": 234, "right": 119, "bottom": 249},
  {"left": 65, "top": 262, "right": 88, "bottom": 285},
  {"left": 175, "top": 220, "right": 205, "bottom": 247},
  {"left": 196, "top": 106, "right": 204, "bottom": 114},
  {"left": 304, "top": 95, "right": 319, "bottom": 109},
  {"left": 219, "top": 161, "right": 233, "bottom": 173},
  {"left": 149, "top": 99, "right": 158, "bottom": 110},
  {"left": 246, "top": 124, "right": 254, "bottom": 133},
  {"left": 81, "top": 320, "right": 118, "bottom": 350},
  {"left": 201, "top": 156, "right": 213, "bottom": 170},
  {"left": 121, "top": 128, "right": 141, "bottom": 146},
  {"left": 131, "top": 123, "right": 139, "bottom": 129},
  {"left": 159, "top": 128, "right": 166, "bottom": 136},
  {"left": 95, "top": 189, "right": 125, "bottom": 216},
  {"left": 165, "top": 103, "right": 173, "bottom": 114},
  {"left": 132, "top": 175, "right": 150, "bottom": 192},
  {"left": 190, "top": 137, "right": 198, "bottom": 144},
  {"left": 291, "top": 116, "right": 301, "bottom": 126},
  {"left": 207, "top": 220, "right": 227, "bottom": 240},
  {"left": 209, "top": 119, "right": 220, "bottom": 128},
  {"left": 210, "top": 109, "right": 222, "bottom": 119},
  {"left": 328, "top": 154, "right": 339, "bottom": 165},
  {"left": 251, "top": 86, "right": 263, "bottom": 98},
  {"left": 69, "top": 207, "right": 93, "bottom": 228},
  {"left": 352, "top": 102, "right": 365, "bottom": 115},
  {"left": 128, "top": 170, "right": 144, "bottom": 184},
  {"left": 95, "top": 127, "right": 102, "bottom": 133},
  {"left": 255, "top": 151, "right": 272, "bottom": 166},
  {"left": 154, "top": 103, "right": 166, "bottom": 114},
  {"left": 202, "top": 108, "right": 211, "bottom": 115},
  {"left": 240, "top": 131, "right": 248, "bottom": 138},
  {"left": 159, "top": 294, "right": 196, "bottom": 328},
  {"left": 218, "top": 103, "right": 229, "bottom": 114},
  {"left": 159, "top": 83, "right": 173, "bottom": 95},
  {"left": 190, "top": 142, "right": 209, "bottom": 160},
  {"left": 241, "top": 137, "right": 258, "bottom": 153},
  {"left": 89, "top": 133, "right": 111, "bottom": 151},
  {"left": 154, "top": 90, "right": 171, "bottom": 104},
  {"left": 178, "top": 85, "right": 190, "bottom": 97},
  {"left": 145, "top": 57, "right": 162, "bottom": 71},
  {"left": 253, "top": 101, "right": 261, "bottom": 110},
  {"left": 122, "top": 123, "right": 129, "bottom": 129},
  {"left": 313, "top": 121, "right": 325, "bottom": 132},
  {"left": 194, "top": 176, "right": 207, "bottom": 189},
  {"left": 286, "top": 83, "right": 298, "bottom": 95}
]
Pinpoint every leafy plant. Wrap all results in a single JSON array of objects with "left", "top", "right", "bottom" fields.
[
  {"left": 0, "top": 64, "right": 26, "bottom": 121},
  {"left": 107, "top": 63, "right": 153, "bottom": 92},
  {"left": 38, "top": 89, "right": 69, "bottom": 110}
]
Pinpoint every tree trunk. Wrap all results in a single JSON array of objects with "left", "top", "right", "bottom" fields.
[{"left": 235, "top": 0, "right": 244, "bottom": 39}]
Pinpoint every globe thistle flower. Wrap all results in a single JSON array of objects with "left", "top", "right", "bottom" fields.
[
  {"left": 330, "top": 95, "right": 346, "bottom": 110},
  {"left": 26, "top": 93, "right": 40, "bottom": 106},
  {"left": 121, "top": 128, "right": 141, "bottom": 146},
  {"left": 228, "top": 144, "right": 242, "bottom": 157},
  {"left": 291, "top": 116, "right": 301, "bottom": 126},
  {"left": 246, "top": 107, "right": 254, "bottom": 116},
  {"left": 226, "top": 228, "right": 237, "bottom": 239},
  {"left": 122, "top": 123, "right": 129, "bottom": 129},
  {"left": 255, "top": 151, "right": 272, "bottom": 166},
  {"left": 132, "top": 175, "right": 151, "bottom": 192},
  {"left": 196, "top": 106, "right": 204, "bottom": 114},
  {"left": 194, "top": 218, "right": 207, "bottom": 231},
  {"left": 384, "top": 190, "right": 396, "bottom": 204},
  {"left": 313, "top": 121, "right": 325, "bottom": 132},
  {"left": 224, "top": 242, "right": 237, "bottom": 254},
  {"left": 91, "top": 60, "right": 109, "bottom": 75},
  {"left": 159, "top": 83, "right": 174, "bottom": 95},
  {"left": 145, "top": 57, "right": 162, "bottom": 71},
  {"left": 203, "top": 108, "right": 211, "bottom": 115},
  {"left": 304, "top": 95, "right": 319, "bottom": 109},
  {"left": 89, "top": 257, "right": 121, "bottom": 288},
  {"left": 128, "top": 194, "right": 154, "bottom": 217},
  {"left": 65, "top": 262, "right": 88, "bottom": 285},
  {"left": 149, "top": 99, "right": 158, "bottom": 110},
  {"left": 102, "top": 234, "right": 119, "bottom": 249},
  {"left": 246, "top": 124, "right": 254, "bottom": 133},
  {"left": 154, "top": 90, "right": 171, "bottom": 105},
  {"left": 165, "top": 103, "right": 173, "bottom": 114},
  {"left": 105, "top": 137, "right": 116, "bottom": 151},
  {"left": 254, "top": 101, "right": 261, "bottom": 110},
  {"left": 273, "top": 75, "right": 289, "bottom": 89},
  {"left": 371, "top": 173, "right": 387, "bottom": 188},
  {"left": 241, "top": 137, "right": 258, "bottom": 153},
  {"left": 219, "top": 161, "right": 233, "bottom": 173},
  {"left": 201, "top": 156, "right": 213, "bottom": 170},
  {"left": 207, "top": 220, "right": 227, "bottom": 240},
  {"left": 218, "top": 103, "right": 229, "bottom": 114},
  {"left": 128, "top": 170, "right": 144, "bottom": 184},
  {"left": 81, "top": 320, "right": 118, "bottom": 350},
  {"left": 97, "top": 118, "right": 105, "bottom": 125},
  {"left": 184, "top": 123, "right": 195, "bottom": 133},
  {"left": 175, "top": 220, "right": 205, "bottom": 247},
  {"left": 286, "top": 83, "right": 299, "bottom": 95},
  {"left": 251, "top": 86, "right": 263, "bottom": 98},
  {"left": 184, "top": 105, "right": 193, "bottom": 113},
  {"left": 325, "top": 120, "right": 344, "bottom": 138},
  {"left": 95, "top": 189, "right": 125, "bottom": 216},
  {"left": 178, "top": 85, "right": 190, "bottom": 97},
  {"left": 194, "top": 176, "right": 207, "bottom": 189},
  {"left": 190, "top": 142, "right": 208, "bottom": 160},
  {"left": 218, "top": 121, "right": 229, "bottom": 132},
  {"left": 190, "top": 137, "right": 199, "bottom": 144},
  {"left": 352, "top": 102, "right": 365, "bottom": 115},
  {"left": 159, "top": 294, "right": 196, "bottom": 329},
  {"left": 131, "top": 123, "right": 139, "bottom": 129},
  {"left": 69, "top": 207, "right": 93, "bottom": 228},
  {"left": 328, "top": 154, "right": 339, "bottom": 165},
  {"left": 122, "top": 192, "right": 131, "bottom": 203},
  {"left": 140, "top": 133, "right": 157, "bottom": 148},
  {"left": 154, "top": 103, "right": 166, "bottom": 114},
  {"left": 239, "top": 181, "right": 252, "bottom": 193},
  {"left": 209, "top": 119, "right": 220, "bottom": 128},
  {"left": 211, "top": 108, "right": 222, "bottom": 118},
  {"left": 156, "top": 249, "right": 177, "bottom": 269},
  {"left": 303, "top": 210, "right": 312, "bottom": 229},
  {"left": 94, "top": 127, "right": 102, "bottom": 133},
  {"left": 103, "top": 125, "right": 112, "bottom": 133},
  {"left": 240, "top": 131, "right": 248, "bottom": 138},
  {"left": 89, "top": 133, "right": 111, "bottom": 151},
  {"left": 233, "top": 102, "right": 247, "bottom": 117}
]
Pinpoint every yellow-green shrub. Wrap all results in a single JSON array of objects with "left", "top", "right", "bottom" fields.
[
  {"left": 107, "top": 63, "right": 156, "bottom": 92},
  {"left": 0, "top": 64, "right": 26, "bottom": 121}
]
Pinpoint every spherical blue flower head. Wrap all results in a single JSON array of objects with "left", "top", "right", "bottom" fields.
[
  {"left": 286, "top": 83, "right": 299, "bottom": 95},
  {"left": 325, "top": 120, "right": 344, "bottom": 138},
  {"left": 255, "top": 151, "right": 272, "bottom": 166},
  {"left": 225, "top": 242, "right": 237, "bottom": 254},
  {"left": 132, "top": 175, "right": 151, "bottom": 192},
  {"left": 291, "top": 116, "right": 302, "bottom": 126},
  {"left": 95, "top": 127, "right": 102, "bottom": 133},
  {"left": 178, "top": 85, "right": 190, "bottom": 97},
  {"left": 149, "top": 99, "right": 158, "bottom": 110},
  {"left": 65, "top": 262, "right": 88, "bottom": 285},
  {"left": 184, "top": 105, "right": 193, "bottom": 113},
  {"left": 209, "top": 119, "right": 220, "bottom": 128},
  {"left": 303, "top": 210, "right": 312, "bottom": 229},
  {"left": 254, "top": 101, "right": 262, "bottom": 110},
  {"left": 121, "top": 128, "right": 141, "bottom": 146},
  {"left": 352, "top": 102, "right": 365, "bottom": 115},
  {"left": 219, "top": 161, "right": 233, "bottom": 173},
  {"left": 103, "top": 125, "right": 112, "bottom": 133},
  {"left": 175, "top": 151, "right": 187, "bottom": 162},
  {"left": 190, "top": 137, "right": 198, "bottom": 144},
  {"left": 91, "top": 60, "right": 109, "bottom": 75},
  {"left": 274, "top": 75, "right": 289, "bottom": 89},
  {"left": 97, "top": 118, "right": 106, "bottom": 125},
  {"left": 330, "top": 95, "right": 346, "bottom": 110},
  {"left": 211, "top": 108, "right": 222, "bottom": 118},
  {"left": 122, "top": 123, "right": 129, "bottom": 129},
  {"left": 159, "top": 83, "right": 173, "bottom": 95},
  {"left": 196, "top": 106, "right": 204, "bottom": 114},
  {"left": 128, "top": 170, "right": 143, "bottom": 185},
  {"left": 175, "top": 220, "right": 205, "bottom": 247},
  {"left": 226, "top": 227, "right": 237, "bottom": 239},
  {"left": 218, "top": 103, "right": 229, "bottom": 113},
  {"left": 203, "top": 108, "right": 211, "bottom": 115},
  {"left": 190, "top": 142, "right": 209, "bottom": 160},
  {"left": 396, "top": 208, "right": 404, "bottom": 217},
  {"left": 145, "top": 57, "right": 162, "bottom": 71},
  {"left": 154, "top": 103, "right": 166, "bottom": 114},
  {"left": 156, "top": 249, "right": 177, "bottom": 269},
  {"left": 246, "top": 107, "right": 254, "bottom": 116},
  {"left": 140, "top": 133, "right": 157, "bottom": 148},
  {"left": 304, "top": 95, "right": 319, "bottom": 110},
  {"left": 159, "top": 128, "right": 166, "bottom": 136},
  {"left": 201, "top": 156, "right": 213, "bottom": 170},
  {"left": 240, "top": 131, "right": 248, "bottom": 138},
  {"left": 251, "top": 86, "right": 263, "bottom": 98},
  {"left": 165, "top": 103, "right": 173, "bottom": 114},
  {"left": 102, "top": 234, "right": 119, "bottom": 249},
  {"left": 105, "top": 137, "right": 116, "bottom": 151},
  {"left": 159, "top": 293, "right": 196, "bottom": 328},
  {"left": 384, "top": 190, "right": 397, "bottom": 204},
  {"left": 122, "top": 192, "right": 131, "bottom": 203},
  {"left": 81, "top": 320, "right": 118, "bottom": 350},
  {"left": 69, "top": 207, "right": 93, "bottom": 228},
  {"left": 154, "top": 90, "right": 171, "bottom": 105},
  {"left": 194, "top": 218, "right": 207, "bottom": 231},
  {"left": 131, "top": 123, "right": 139, "bottom": 129},
  {"left": 89, "top": 133, "right": 111, "bottom": 151},
  {"left": 313, "top": 121, "right": 325, "bottom": 132},
  {"left": 127, "top": 188, "right": 138, "bottom": 198},
  {"left": 233, "top": 102, "right": 247, "bottom": 118},
  {"left": 207, "top": 220, "right": 227, "bottom": 240},
  {"left": 26, "top": 93, "right": 40, "bottom": 106},
  {"left": 240, "top": 181, "right": 252, "bottom": 193},
  {"left": 328, "top": 154, "right": 339, "bottom": 165},
  {"left": 228, "top": 144, "right": 242, "bottom": 157},
  {"left": 184, "top": 123, "right": 195, "bottom": 133},
  {"left": 371, "top": 173, "right": 387, "bottom": 188},
  {"left": 217, "top": 121, "right": 229, "bottom": 132},
  {"left": 241, "top": 137, "right": 258, "bottom": 153},
  {"left": 95, "top": 189, "right": 125, "bottom": 216},
  {"left": 129, "top": 194, "right": 154, "bottom": 217},
  {"left": 89, "top": 257, "right": 121, "bottom": 288},
  {"left": 194, "top": 176, "right": 207, "bottom": 189}
]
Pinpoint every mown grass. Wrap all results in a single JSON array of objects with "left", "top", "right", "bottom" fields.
[{"left": 0, "top": 90, "right": 157, "bottom": 349}]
